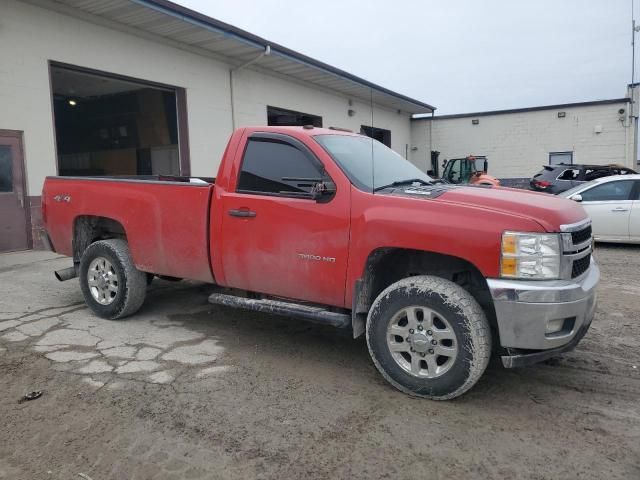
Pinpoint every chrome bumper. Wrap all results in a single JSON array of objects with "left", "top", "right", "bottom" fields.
[{"left": 487, "top": 259, "right": 599, "bottom": 365}]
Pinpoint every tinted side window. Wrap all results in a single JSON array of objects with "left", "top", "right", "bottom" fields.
[
  {"left": 584, "top": 168, "right": 611, "bottom": 181},
  {"left": 557, "top": 169, "right": 579, "bottom": 180},
  {"left": 580, "top": 181, "right": 634, "bottom": 202},
  {"left": 237, "top": 138, "right": 322, "bottom": 195}
]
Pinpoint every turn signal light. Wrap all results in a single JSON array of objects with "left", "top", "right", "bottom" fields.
[
  {"left": 501, "top": 235, "right": 517, "bottom": 255},
  {"left": 500, "top": 232, "right": 561, "bottom": 280},
  {"left": 500, "top": 258, "right": 517, "bottom": 277}
]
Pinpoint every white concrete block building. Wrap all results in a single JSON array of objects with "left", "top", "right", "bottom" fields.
[
  {"left": 410, "top": 95, "right": 638, "bottom": 181},
  {"left": 0, "top": 0, "right": 434, "bottom": 252},
  {"left": 2, "top": 0, "right": 637, "bottom": 254}
]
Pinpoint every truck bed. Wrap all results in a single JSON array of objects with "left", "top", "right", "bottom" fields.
[{"left": 43, "top": 175, "right": 215, "bottom": 282}]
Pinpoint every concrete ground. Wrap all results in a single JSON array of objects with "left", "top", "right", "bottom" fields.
[{"left": 1, "top": 246, "right": 639, "bottom": 480}]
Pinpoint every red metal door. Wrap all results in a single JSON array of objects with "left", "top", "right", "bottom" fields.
[
  {"left": 0, "top": 131, "right": 29, "bottom": 252},
  {"left": 219, "top": 191, "right": 351, "bottom": 307},
  {"left": 215, "top": 132, "right": 351, "bottom": 307}
]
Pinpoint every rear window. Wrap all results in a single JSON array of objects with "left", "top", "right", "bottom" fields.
[{"left": 534, "top": 166, "right": 559, "bottom": 179}]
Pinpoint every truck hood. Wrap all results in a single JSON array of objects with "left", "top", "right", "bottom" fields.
[{"left": 396, "top": 184, "right": 587, "bottom": 232}]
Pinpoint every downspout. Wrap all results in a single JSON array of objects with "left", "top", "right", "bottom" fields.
[
  {"left": 625, "top": 98, "right": 631, "bottom": 169},
  {"left": 631, "top": 102, "right": 638, "bottom": 170},
  {"left": 429, "top": 110, "right": 434, "bottom": 173},
  {"left": 624, "top": 85, "right": 638, "bottom": 170},
  {"left": 230, "top": 45, "right": 271, "bottom": 130},
  {"left": 632, "top": 86, "right": 639, "bottom": 169}
]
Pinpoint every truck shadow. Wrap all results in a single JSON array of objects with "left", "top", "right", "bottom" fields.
[{"left": 144, "top": 281, "right": 638, "bottom": 407}]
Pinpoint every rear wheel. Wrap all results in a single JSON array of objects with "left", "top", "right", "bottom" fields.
[
  {"left": 79, "top": 239, "right": 147, "bottom": 319},
  {"left": 366, "top": 275, "right": 491, "bottom": 400}
]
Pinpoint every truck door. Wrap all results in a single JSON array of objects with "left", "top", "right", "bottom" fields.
[{"left": 217, "top": 132, "right": 350, "bottom": 307}]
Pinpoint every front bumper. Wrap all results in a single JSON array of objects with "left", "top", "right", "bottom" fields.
[{"left": 486, "top": 259, "right": 599, "bottom": 367}]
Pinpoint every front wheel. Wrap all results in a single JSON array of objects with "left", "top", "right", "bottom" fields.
[
  {"left": 366, "top": 275, "right": 491, "bottom": 400},
  {"left": 79, "top": 239, "right": 147, "bottom": 320}
]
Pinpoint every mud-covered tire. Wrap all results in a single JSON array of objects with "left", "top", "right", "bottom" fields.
[
  {"left": 79, "top": 239, "right": 147, "bottom": 320},
  {"left": 366, "top": 275, "right": 491, "bottom": 400}
]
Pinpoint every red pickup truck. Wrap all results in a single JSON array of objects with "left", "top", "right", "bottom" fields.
[{"left": 42, "top": 126, "right": 599, "bottom": 399}]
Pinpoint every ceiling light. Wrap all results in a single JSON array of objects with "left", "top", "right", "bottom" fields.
[{"left": 68, "top": 99, "right": 77, "bottom": 106}]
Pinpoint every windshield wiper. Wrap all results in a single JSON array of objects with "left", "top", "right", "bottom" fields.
[{"left": 374, "top": 178, "right": 433, "bottom": 192}]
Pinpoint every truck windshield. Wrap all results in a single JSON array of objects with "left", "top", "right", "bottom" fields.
[{"left": 314, "top": 134, "right": 432, "bottom": 192}]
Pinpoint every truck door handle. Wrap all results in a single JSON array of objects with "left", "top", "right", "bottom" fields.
[
  {"left": 228, "top": 209, "right": 256, "bottom": 218},
  {"left": 611, "top": 207, "right": 629, "bottom": 212}
]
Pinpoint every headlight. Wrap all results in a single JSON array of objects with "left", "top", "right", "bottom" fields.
[{"left": 500, "top": 232, "right": 561, "bottom": 280}]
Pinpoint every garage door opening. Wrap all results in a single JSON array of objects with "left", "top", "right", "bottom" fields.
[
  {"left": 50, "top": 64, "right": 187, "bottom": 177},
  {"left": 267, "top": 106, "right": 322, "bottom": 127},
  {"left": 361, "top": 125, "right": 391, "bottom": 148}
]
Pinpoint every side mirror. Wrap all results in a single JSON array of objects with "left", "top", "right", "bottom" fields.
[
  {"left": 312, "top": 180, "right": 337, "bottom": 202},
  {"left": 483, "top": 159, "right": 488, "bottom": 173},
  {"left": 570, "top": 194, "right": 582, "bottom": 202}
]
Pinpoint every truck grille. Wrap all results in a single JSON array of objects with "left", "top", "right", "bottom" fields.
[
  {"left": 571, "top": 253, "right": 591, "bottom": 278},
  {"left": 571, "top": 225, "right": 592, "bottom": 246},
  {"left": 563, "top": 222, "right": 593, "bottom": 279}
]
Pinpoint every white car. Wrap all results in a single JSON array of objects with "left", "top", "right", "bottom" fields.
[{"left": 560, "top": 174, "right": 640, "bottom": 243}]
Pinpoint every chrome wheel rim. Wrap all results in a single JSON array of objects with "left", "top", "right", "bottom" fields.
[
  {"left": 87, "top": 257, "right": 119, "bottom": 305},
  {"left": 386, "top": 305, "right": 458, "bottom": 378}
]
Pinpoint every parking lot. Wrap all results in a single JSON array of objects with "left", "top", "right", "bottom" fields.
[{"left": 1, "top": 245, "right": 639, "bottom": 480}]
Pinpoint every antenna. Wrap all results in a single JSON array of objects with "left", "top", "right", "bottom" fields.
[{"left": 633, "top": 0, "right": 639, "bottom": 83}]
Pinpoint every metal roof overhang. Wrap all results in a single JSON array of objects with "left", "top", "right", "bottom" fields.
[{"left": 41, "top": 0, "right": 435, "bottom": 114}]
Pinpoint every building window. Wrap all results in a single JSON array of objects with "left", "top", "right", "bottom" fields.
[
  {"left": 549, "top": 151, "right": 573, "bottom": 166},
  {"left": 267, "top": 106, "right": 322, "bottom": 127},
  {"left": 360, "top": 125, "right": 392, "bottom": 148},
  {"left": 50, "top": 63, "right": 187, "bottom": 177},
  {"left": 237, "top": 137, "right": 323, "bottom": 196}
]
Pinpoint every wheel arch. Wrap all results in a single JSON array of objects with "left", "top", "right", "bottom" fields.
[
  {"left": 351, "top": 247, "right": 497, "bottom": 338},
  {"left": 73, "top": 215, "right": 127, "bottom": 264}
]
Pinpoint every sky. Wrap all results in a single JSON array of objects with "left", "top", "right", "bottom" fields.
[{"left": 175, "top": 0, "right": 635, "bottom": 115}]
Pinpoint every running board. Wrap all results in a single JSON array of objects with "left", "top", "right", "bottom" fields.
[{"left": 208, "top": 293, "right": 351, "bottom": 328}]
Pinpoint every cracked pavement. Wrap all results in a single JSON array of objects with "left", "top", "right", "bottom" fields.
[
  {"left": 1, "top": 248, "right": 640, "bottom": 479},
  {"left": 0, "top": 259, "right": 226, "bottom": 389}
]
